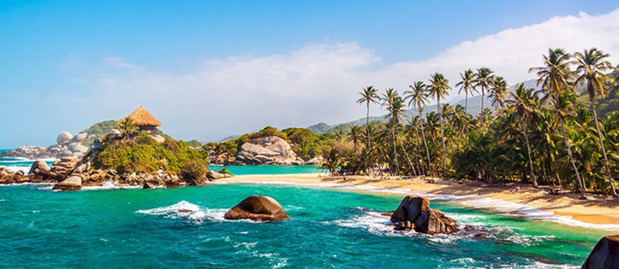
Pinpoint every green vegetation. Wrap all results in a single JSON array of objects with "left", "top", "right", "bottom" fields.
[
  {"left": 78, "top": 120, "right": 118, "bottom": 146},
  {"left": 181, "top": 160, "right": 208, "bottom": 180},
  {"left": 328, "top": 47, "right": 618, "bottom": 198},
  {"left": 93, "top": 132, "right": 209, "bottom": 175},
  {"left": 207, "top": 126, "right": 336, "bottom": 163}
]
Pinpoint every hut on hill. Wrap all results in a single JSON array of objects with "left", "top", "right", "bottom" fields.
[{"left": 125, "top": 106, "right": 162, "bottom": 134}]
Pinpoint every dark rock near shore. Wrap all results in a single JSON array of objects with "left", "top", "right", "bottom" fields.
[
  {"left": 582, "top": 235, "right": 619, "bottom": 269},
  {"left": 224, "top": 196, "right": 289, "bottom": 222},
  {"left": 390, "top": 195, "right": 458, "bottom": 235}
]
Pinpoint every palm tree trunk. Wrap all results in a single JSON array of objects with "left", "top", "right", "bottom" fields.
[
  {"left": 419, "top": 108, "right": 432, "bottom": 174},
  {"left": 521, "top": 120, "right": 538, "bottom": 187},
  {"left": 392, "top": 126, "right": 400, "bottom": 175},
  {"left": 481, "top": 88, "right": 485, "bottom": 123},
  {"left": 591, "top": 102, "right": 617, "bottom": 197},
  {"left": 400, "top": 140, "right": 416, "bottom": 176},
  {"left": 366, "top": 101, "right": 371, "bottom": 149},
  {"left": 559, "top": 119, "right": 586, "bottom": 199},
  {"left": 464, "top": 91, "right": 468, "bottom": 112},
  {"left": 438, "top": 97, "right": 447, "bottom": 175}
]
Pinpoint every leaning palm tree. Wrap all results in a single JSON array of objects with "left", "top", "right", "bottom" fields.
[
  {"left": 573, "top": 48, "right": 616, "bottom": 197},
  {"left": 474, "top": 67, "right": 495, "bottom": 124},
  {"left": 404, "top": 81, "right": 432, "bottom": 173},
  {"left": 456, "top": 69, "right": 478, "bottom": 112},
  {"left": 357, "top": 86, "right": 380, "bottom": 149},
  {"left": 429, "top": 73, "right": 451, "bottom": 174},
  {"left": 530, "top": 48, "right": 586, "bottom": 198},
  {"left": 506, "top": 84, "right": 538, "bottom": 187},
  {"left": 489, "top": 76, "right": 509, "bottom": 109}
]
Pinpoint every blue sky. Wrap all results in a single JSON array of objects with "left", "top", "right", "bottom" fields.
[{"left": 1, "top": 0, "right": 619, "bottom": 147}]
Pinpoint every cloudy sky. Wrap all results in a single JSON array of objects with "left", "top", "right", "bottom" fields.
[{"left": 1, "top": 1, "right": 619, "bottom": 147}]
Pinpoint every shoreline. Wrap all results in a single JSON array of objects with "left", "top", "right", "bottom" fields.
[{"left": 215, "top": 174, "right": 619, "bottom": 231}]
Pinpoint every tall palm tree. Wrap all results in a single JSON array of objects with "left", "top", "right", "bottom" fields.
[
  {"left": 118, "top": 117, "right": 138, "bottom": 141},
  {"left": 475, "top": 67, "right": 495, "bottom": 124},
  {"left": 429, "top": 73, "right": 451, "bottom": 174},
  {"left": 489, "top": 76, "right": 509, "bottom": 109},
  {"left": 383, "top": 89, "right": 403, "bottom": 174},
  {"left": 404, "top": 81, "right": 432, "bottom": 173},
  {"left": 456, "top": 69, "right": 477, "bottom": 112},
  {"left": 357, "top": 86, "right": 379, "bottom": 149},
  {"left": 506, "top": 84, "right": 538, "bottom": 187},
  {"left": 530, "top": 48, "right": 586, "bottom": 198},
  {"left": 573, "top": 48, "right": 616, "bottom": 197}
]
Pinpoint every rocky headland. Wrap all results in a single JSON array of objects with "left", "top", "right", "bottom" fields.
[{"left": 234, "top": 136, "right": 305, "bottom": 165}]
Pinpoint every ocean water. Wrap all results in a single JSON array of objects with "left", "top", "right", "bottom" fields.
[
  {"left": 0, "top": 183, "right": 604, "bottom": 268},
  {"left": 0, "top": 149, "right": 324, "bottom": 175}
]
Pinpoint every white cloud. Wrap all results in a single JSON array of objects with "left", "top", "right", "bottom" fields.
[{"left": 64, "top": 9, "right": 619, "bottom": 141}]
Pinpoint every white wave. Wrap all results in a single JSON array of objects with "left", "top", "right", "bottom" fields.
[
  {"left": 136, "top": 201, "right": 228, "bottom": 223},
  {"left": 81, "top": 180, "right": 143, "bottom": 191},
  {"left": 218, "top": 180, "right": 619, "bottom": 231}
]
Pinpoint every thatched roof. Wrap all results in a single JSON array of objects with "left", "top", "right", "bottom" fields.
[{"left": 125, "top": 106, "right": 162, "bottom": 127}]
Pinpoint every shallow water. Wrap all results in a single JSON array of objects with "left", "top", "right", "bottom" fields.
[{"left": 0, "top": 183, "right": 603, "bottom": 268}]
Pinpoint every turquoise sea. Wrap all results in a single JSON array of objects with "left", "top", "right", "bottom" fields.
[{"left": 0, "top": 149, "right": 608, "bottom": 268}]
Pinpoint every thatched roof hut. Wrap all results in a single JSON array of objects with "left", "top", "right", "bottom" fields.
[{"left": 126, "top": 106, "right": 162, "bottom": 129}]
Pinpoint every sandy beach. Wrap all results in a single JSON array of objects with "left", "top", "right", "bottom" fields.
[{"left": 217, "top": 174, "right": 619, "bottom": 230}]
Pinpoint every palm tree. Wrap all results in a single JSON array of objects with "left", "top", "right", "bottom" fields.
[
  {"left": 404, "top": 81, "right": 432, "bottom": 173},
  {"left": 475, "top": 67, "right": 495, "bottom": 124},
  {"left": 429, "top": 73, "right": 451, "bottom": 174},
  {"left": 489, "top": 76, "right": 509, "bottom": 109},
  {"left": 383, "top": 89, "right": 403, "bottom": 174},
  {"left": 506, "top": 84, "right": 538, "bottom": 187},
  {"left": 530, "top": 48, "right": 586, "bottom": 198},
  {"left": 573, "top": 48, "right": 616, "bottom": 197},
  {"left": 357, "top": 86, "right": 379, "bottom": 149},
  {"left": 456, "top": 69, "right": 477, "bottom": 112},
  {"left": 348, "top": 126, "right": 361, "bottom": 153},
  {"left": 118, "top": 117, "right": 138, "bottom": 141}
]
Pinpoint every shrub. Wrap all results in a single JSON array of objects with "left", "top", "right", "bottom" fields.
[{"left": 181, "top": 160, "right": 207, "bottom": 180}]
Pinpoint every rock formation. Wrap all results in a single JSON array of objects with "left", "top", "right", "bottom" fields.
[
  {"left": 390, "top": 196, "right": 458, "bottom": 234},
  {"left": 582, "top": 235, "right": 619, "bottom": 269},
  {"left": 53, "top": 175, "right": 82, "bottom": 191},
  {"left": 224, "top": 196, "right": 289, "bottom": 222},
  {"left": 235, "top": 136, "right": 304, "bottom": 165},
  {"left": 1, "top": 130, "right": 98, "bottom": 160}
]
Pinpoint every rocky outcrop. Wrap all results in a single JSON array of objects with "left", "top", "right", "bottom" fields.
[
  {"left": 1, "top": 130, "right": 105, "bottom": 161},
  {"left": 234, "top": 136, "right": 304, "bottom": 165},
  {"left": 582, "top": 235, "right": 619, "bottom": 269},
  {"left": 206, "top": 170, "right": 232, "bottom": 180},
  {"left": 224, "top": 196, "right": 289, "bottom": 222},
  {"left": 0, "top": 168, "right": 28, "bottom": 184},
  {"left": 53, "top": 175, "right": 82, "bottom": 191},
  {"left": 28, "top": 160, "right": 50, "bottom": 175},
  {"left": 390, "top": 196, "right": 458, "bottom": 234}
]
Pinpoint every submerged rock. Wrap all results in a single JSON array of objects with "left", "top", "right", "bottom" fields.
[
  {"left": 390, "top": 196, "right": 458, "bottom": 234},
  {"left": 53, "top": 175, "right": 82, "bottom": 191},
  {"left": 582, "top": 235, "right": 619, "bottom": 269},
  {"left": 224, "top": 196, "right": 289, "bottom": 222}
]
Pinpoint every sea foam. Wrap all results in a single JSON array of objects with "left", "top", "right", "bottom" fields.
[{"left": 136, "top": 201, "right": 228, "bottom": 223}]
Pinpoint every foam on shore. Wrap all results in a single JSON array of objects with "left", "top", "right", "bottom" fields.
[{"left": 215, "top": 179, "right": 619, "bottom": 231}]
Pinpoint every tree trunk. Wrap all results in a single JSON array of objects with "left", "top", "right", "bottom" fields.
[
  {"left": 521, "top": 120, "right": 538, "bottom": 187},
  {"left": 464, "top": 91, "right": 468, "bottom": 112},
  {"left": 401, "top": 142, "right": 416, "bottom": 176},
  {"left": 437, "top": 96, "right": 447, "bottom": 175},
  {"left": 366, "top": 101, "right": 371, "bottom": 149},
  {"left": 419, "top": 108, "right": 432, "bottom": 175},
  {"left": 392, "top": 125, "right": 400, "bottom": 175},
  {"left": 591, "top": 102, "right": 617, "bottom": 197},
  {"left": 560, "top": 119, "right": 586, "bottom": 199},
  {"left": 481, "top": 87, "right": 485, "bottom": 124}
]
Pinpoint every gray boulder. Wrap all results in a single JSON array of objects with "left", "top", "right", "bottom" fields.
[
  {"left": 57, "top": 131, "right": 73, "bottom": 145},
  {"left": 53, "top": 176, "right": 82, "bottom": 191},
  {"left": 235, "top": 136, "right": 304, "bottom": 165}
]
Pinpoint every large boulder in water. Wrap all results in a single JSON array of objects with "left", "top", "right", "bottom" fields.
[
  {"left": 582, "top": 235, "right": 619, "bottom": 269},
  {"left": 224, "top": 196, "right": 289, "bottom": 222},
  {"left": 57, "top": 131, "right": 73, "bottom": 145},
  {"left": 390, "top": 196, "right": 458, "bottom": 234},
  {"left": 53, "top": 176, "right": 82, "bottom": 191}
]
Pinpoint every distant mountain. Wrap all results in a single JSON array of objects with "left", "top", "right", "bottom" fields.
[{"left": 309, "top": 79, "right": 539, "bottom": 134}]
